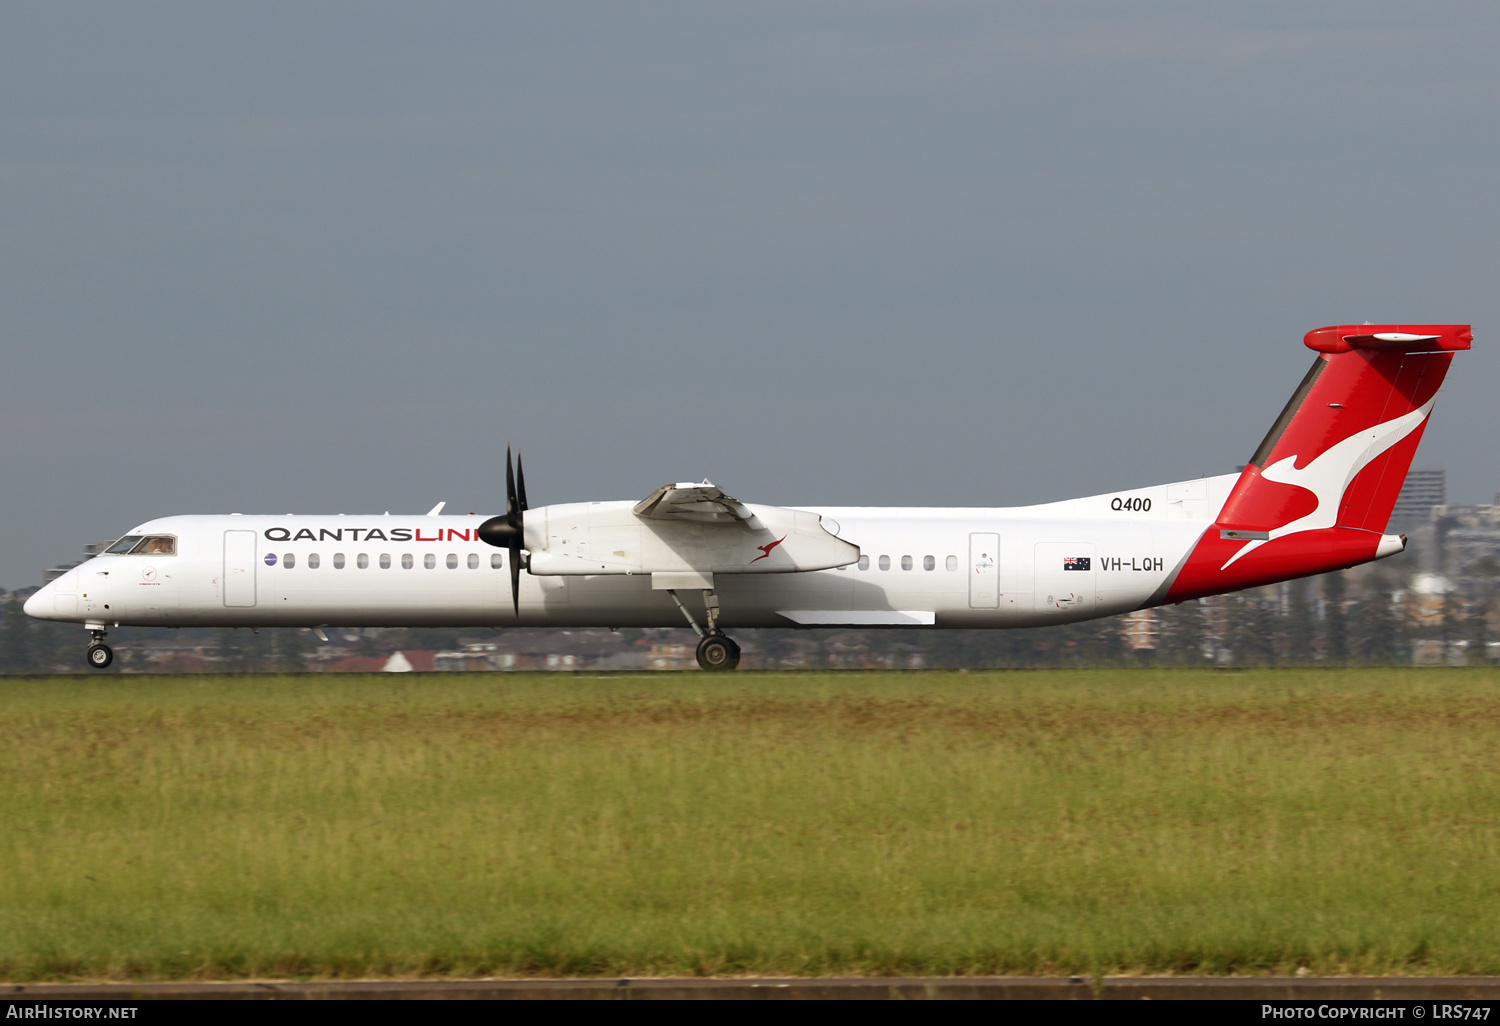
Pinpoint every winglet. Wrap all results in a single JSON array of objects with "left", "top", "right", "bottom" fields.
[{"left": 426, "top": 502, "right": 446, "bottom": 516}]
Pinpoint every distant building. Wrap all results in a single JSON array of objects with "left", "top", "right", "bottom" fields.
[
  {"left": 42, "top": 542, "right": 109, "bottom": 584},
  {"left": 317, "top": 650, "right": 437, "bottom": 673},
  {"left": 1120, "top": 609, "right": 1157, "bottom": 651},
  {"left": 1433, "top": 502, "right": 1500, "bottom": 577},
  {"left": 434, "top": 642, "right": 516, "bottom": 672},
  {"left": 647, "top": 642, "right": 695, "bottom": 670},
  {"left": 1390, "top": 467, "right": 1446, "bottom": 532}
]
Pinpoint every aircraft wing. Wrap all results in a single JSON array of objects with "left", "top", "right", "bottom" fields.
[
  {"left": 525, "top": 481, "right": 859, "bottom": 576},
  {"left": 632, "top": 481, "right": 761, "bottom": 526}
]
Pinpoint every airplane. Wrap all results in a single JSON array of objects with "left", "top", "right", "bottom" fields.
[{"left": 25, "top": 323, "right": 1471, "bottom": 672}]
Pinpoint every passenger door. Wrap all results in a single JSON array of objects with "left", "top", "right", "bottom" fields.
[
  {"left": 223, "top": 530, "right": 257, "bottom": 607},
  {"left": 968, "top": 533, "right": 1000, "bottom": 608}
]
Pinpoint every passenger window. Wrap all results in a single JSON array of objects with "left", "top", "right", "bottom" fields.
[
  {"left": 264, "top": 553, "right": 277, "bottom": 567},
  {"left": 284, "top": 553, "right": 296, "bottom": 569},
  {"left": 308, "top": 553, "right": 320, "bottom": 569},
  {"left": 878, "top": 555, "right": 891, "bottom": 571},
  {"left": 402, "top": 554, "right": 414, "bottom": 569},
  {"left": 447, "top": 553, "right": 458, "bottom": 569},
  {"left": 357, "top": 553, "right": 369, "bottom": 569},
  {"left": 924, "top": 555, "right": 935, "bottom": 571},
  {"left": 423, "top": 553, "right": 436, "bottom": 570},
  {"left": 333, "top": 553, "right": 345, "bottom": 569},
  {"left": 901, "top": 555, "right": 913, "bottom": 571},
  {"left": 467, "top": 553, "right": 479, "bottom": 569},
  {"left": 380, "top": 554, "right": 391, "bottom": 569},
  {"left": 858, "top": 555, "right": 870, "bottom": 571},
  {"left": 491, "top": 553, "right": 503, "bottom": 569},
  {"left": 946, "top": 555, "right": 958, "bottom": 571}
]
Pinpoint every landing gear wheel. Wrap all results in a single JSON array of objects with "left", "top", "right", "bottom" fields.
[
  {"left": 86, "top": 643, "right": 114, "bottom": 670},
  {"left": 696, "top": 634, "right": 740, "bottom": 672}
]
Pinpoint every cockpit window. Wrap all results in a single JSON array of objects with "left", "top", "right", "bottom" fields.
[{"left": 106, "top": 535, "right": 177, "bottom": 556}]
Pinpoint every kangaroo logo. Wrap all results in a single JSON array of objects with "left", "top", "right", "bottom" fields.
[
  {"left": 1220, "top": 396, "right": 1436, "bottom": 570},
  {"left": 750, "top": 536, "right": 787, "bottom": 564}
]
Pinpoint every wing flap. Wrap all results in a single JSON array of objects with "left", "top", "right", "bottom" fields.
[{"left": 633, "top": 481, "right": 759, "bottom": 525}]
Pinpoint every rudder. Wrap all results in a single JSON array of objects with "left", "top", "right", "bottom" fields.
[{"left": 1164, "top": 323, "right": 1470, "bottom": 601}]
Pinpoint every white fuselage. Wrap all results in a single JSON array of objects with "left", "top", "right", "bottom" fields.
[{"left": 27, "top": 475, "right": 1239, "bottom": 631}]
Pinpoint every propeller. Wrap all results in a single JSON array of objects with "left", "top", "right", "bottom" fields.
[{"left": 477, "top": 446, "right": 528, "bottom": 614}]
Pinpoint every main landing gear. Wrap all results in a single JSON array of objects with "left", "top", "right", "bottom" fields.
[
  {"left": 666, "top": 586, "right": 741, "bottom": 671},
  {"left": 695, "top": 634, "right": 740, "bottom": 671},
  {"left": 86, "top": 628, "right": 113, "bottom": 670}
]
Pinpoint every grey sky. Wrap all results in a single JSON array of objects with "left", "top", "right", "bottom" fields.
[{"left": 3, "top": 2, "right": 1497, "bottom": 588}]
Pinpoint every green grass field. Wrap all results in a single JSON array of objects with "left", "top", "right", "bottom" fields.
[{"left": 3, "top": 668, "right": 1500, "bottom": 980}]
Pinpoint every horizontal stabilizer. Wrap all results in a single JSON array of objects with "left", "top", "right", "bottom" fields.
[{"left": 1304, "top": 323, "right": 1471, "bottom": 353}]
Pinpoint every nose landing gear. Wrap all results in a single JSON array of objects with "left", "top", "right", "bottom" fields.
[{"left": 86, "top": 629, "right": 113, "bottom": 670}]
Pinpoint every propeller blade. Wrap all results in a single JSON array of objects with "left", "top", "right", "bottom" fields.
[
  {"left": 505, "top": 446, "right": 518, "bottom": 522},
  {"left": 506, "top": 445, "right": 523, "bottom": 614},
  {"left": 478, "top": 444, "right": 528, "bottom": 615}
]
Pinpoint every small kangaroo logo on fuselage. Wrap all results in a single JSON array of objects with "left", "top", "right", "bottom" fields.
[{"left": 750, "top": 536, "right": 787, "bottom": 564}]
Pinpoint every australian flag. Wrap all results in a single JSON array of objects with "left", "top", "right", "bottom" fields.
[{"left": 1063, "top": 557, "right": 1091, "bottom": 571}]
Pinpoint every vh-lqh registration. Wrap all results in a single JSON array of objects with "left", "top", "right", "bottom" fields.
[{"left": 27, "top": 324, "right": 1472, "bottom": 670}]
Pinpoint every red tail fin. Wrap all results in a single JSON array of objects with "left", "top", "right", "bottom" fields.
[{"left": 1165, "top": 324, "right": 1470, "bottom": 601}]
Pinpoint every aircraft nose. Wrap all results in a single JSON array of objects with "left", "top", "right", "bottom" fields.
[{"left": 23, "top": 583, "right": 54, "bottom": 619}]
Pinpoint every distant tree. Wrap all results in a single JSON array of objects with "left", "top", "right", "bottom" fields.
[
  {"left": 1283, "top": 578, "right": 1315, "bottom": 665},
  {"left": 871, "top": 628, "right": 926, "bottom": 669},
  {"left": 1322, "top": 572, "right": 1348, "bottom": 665},
  {"left": 1078, "top": 616, "right": 1125, "bottom": 666},
  {"left": 216, "top": 627, "right": 254, "bottom": 672},
  {"left": 1469, "top": 556, "right": 1499, "bottom": 664},
  {"left": 0, "top": 593, "right": 34, "bottom": 674},
  {"left": 265, "top": 628, "right": 317, "bottom": 673},
  {"left": 748, "top": 629, "right": 797, "bottom": 670},
  {"left": 928, "top": 626, "right": 1036, "bottom": 669},
  {"left": 1227, "top": 594, "right": 1276, "bottom": 667},
  {"left": 353, "top": 628, "right": 382, "bottom": 658},
  {"left": 1351, "top": 573, "right": 1399, "bottom": 665},
  {"left": 1155, "top": 601, "right": 1207, "bottom": 667},
  {"left": 31, "top": 621, "right": 68, "bottom": 674},
  {"left": 1439, "top": 589, "right": 1463, "bottom": 664}
]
